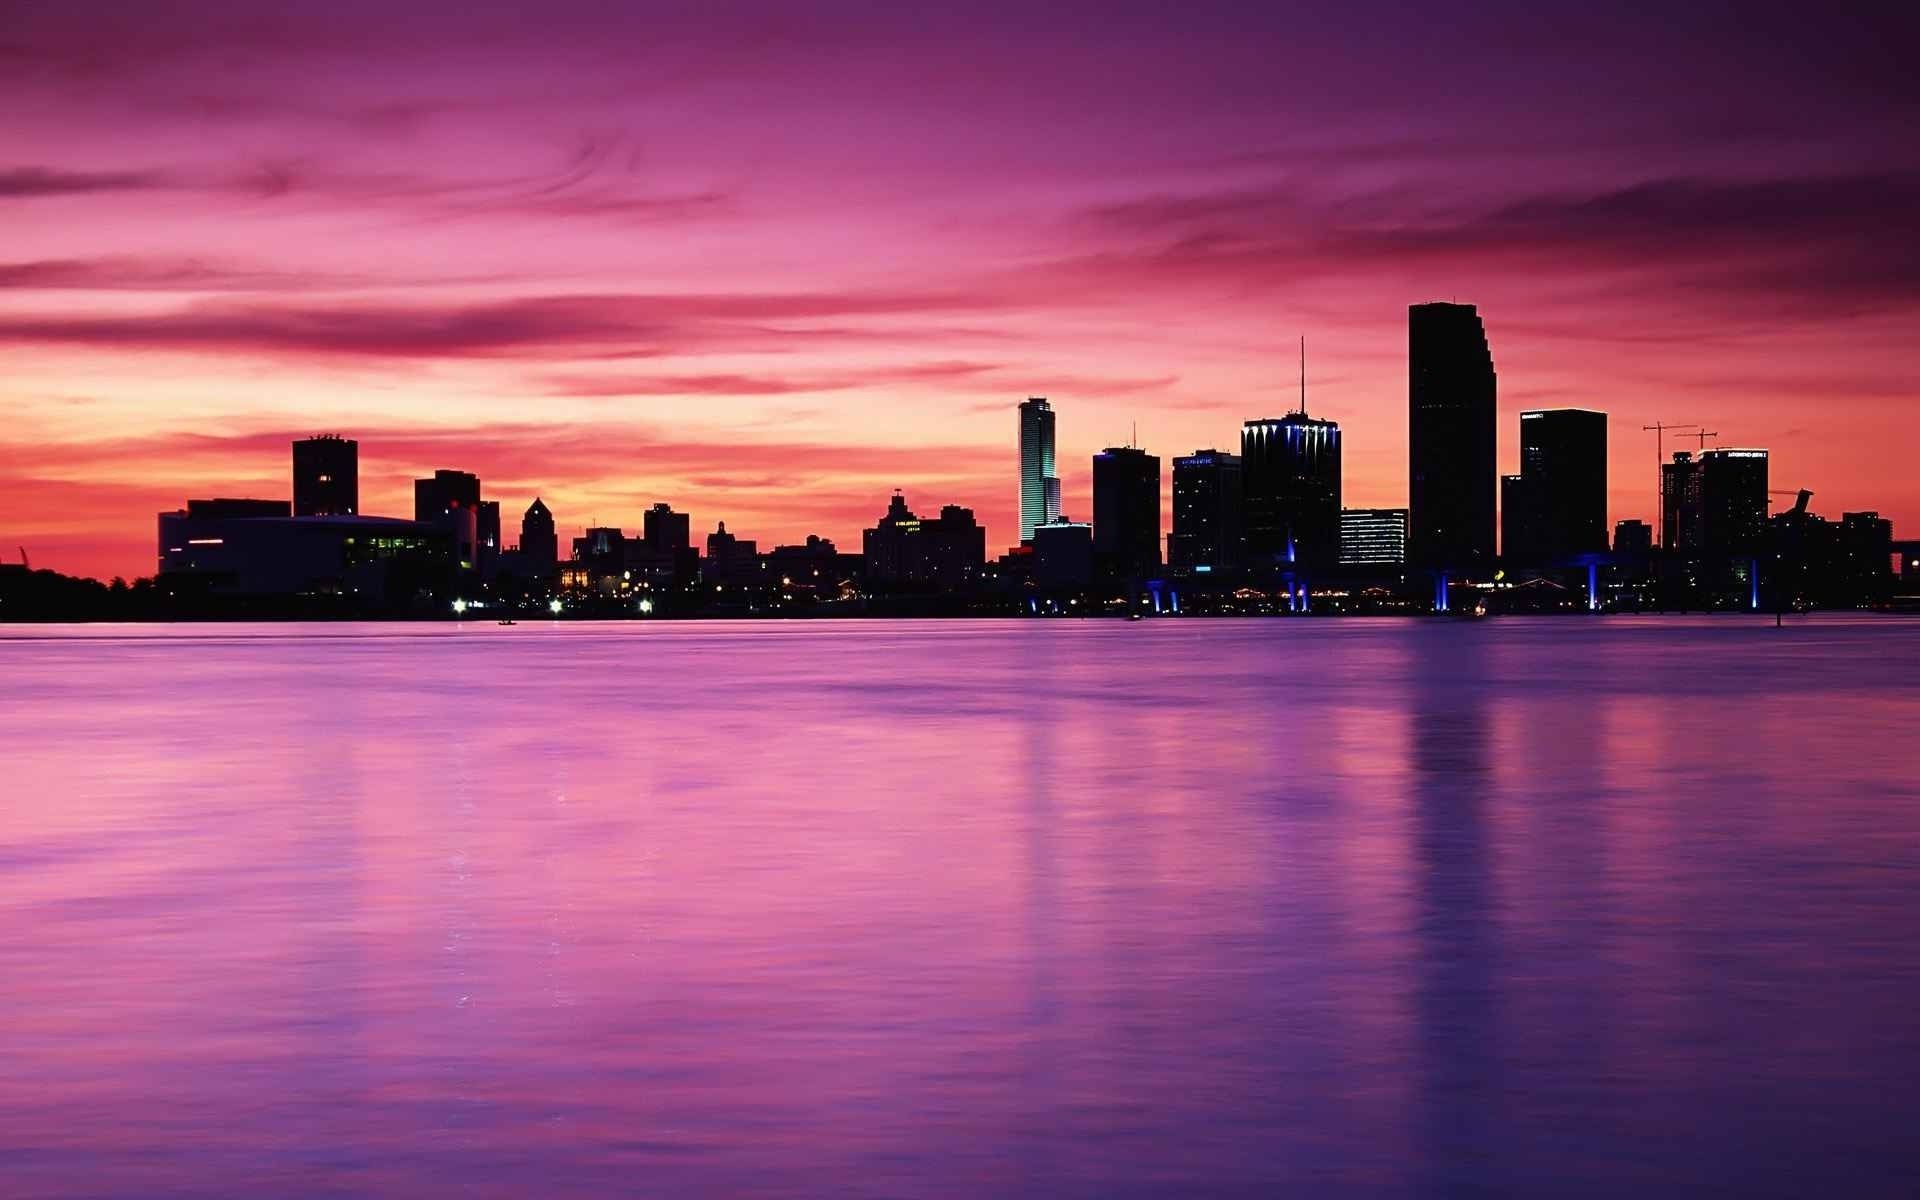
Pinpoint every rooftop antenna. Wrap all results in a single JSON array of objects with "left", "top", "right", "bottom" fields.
[
  {"left": 1131, "top": 419, "right": 1137, "bottom": 449},
  {"left": 1299, "top": 335, "right": 1307, "bottom": 417}
]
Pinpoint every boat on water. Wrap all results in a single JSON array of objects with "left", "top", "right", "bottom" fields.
[{"left": 498, "top": 618, "right": 517, "bottom": 626}]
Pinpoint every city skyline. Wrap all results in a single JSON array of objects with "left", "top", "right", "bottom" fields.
[{"left": 3, "top": 3, "right": 1917, "bottom": 581}]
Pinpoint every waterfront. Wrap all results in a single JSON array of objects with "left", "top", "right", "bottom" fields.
[{"left": 2, "top": 617, "right": 1918, "bottom": 1197}]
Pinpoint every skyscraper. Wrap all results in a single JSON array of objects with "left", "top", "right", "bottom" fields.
[
  {"left": 1663, "top": 448, "right": 1768, "bottom": 556},
  {"left": 1408, "top": 302, "right": 1497, "bottom": 570},
  {"left": 1018, "top": 397, "right": 1059, "bottom": 543},
  {"left": 1499, "top": 408, "right": 1608, "bottom": 563},
  {"left": 291, "top": 435, "right": 357, "bottom": 517},
  {"left": 519, "top": 498, "right": 557, "bottom": 574},
  {"left": 1092, "top": 445, "right": 1161, "bottom": 579},
  {"left": 1241, "top": 414, "right": 1341, "bottom": 568},
  {"left": 1170, "top": 449, "right": 1242, "bottom": 573},
  {"left": 415, "top": 469, "right": 483, "bottom": 570}
]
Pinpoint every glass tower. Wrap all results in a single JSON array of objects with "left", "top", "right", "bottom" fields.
[{"left": 1018, "top": 397, "right": 1059, "bottom": 543}]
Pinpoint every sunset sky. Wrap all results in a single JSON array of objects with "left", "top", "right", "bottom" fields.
[{"left": 4, "top": 1, "right": 1915, "bottom": 580}]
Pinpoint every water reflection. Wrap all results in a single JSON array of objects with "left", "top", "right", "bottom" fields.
[{"left": 1, "top": 618, "right": 1918, "bottom": 1198}]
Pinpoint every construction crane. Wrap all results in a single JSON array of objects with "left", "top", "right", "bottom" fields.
[
  {"left": 15, "top": 546, "right": 26, "bottom": 570},
  {"left": 1642, "top": 422, "right": 1699, "bottom": 545},
  {"left": 1687, "top": 430, "right": 1720, "bottom": 451},
  {"left": 1768, "top": 488, "right": 1812, "bottom": 513}
]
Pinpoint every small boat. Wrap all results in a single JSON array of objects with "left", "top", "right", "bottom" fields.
[{"left": 498, "top": 618, "right": 517, "bottom": 626}]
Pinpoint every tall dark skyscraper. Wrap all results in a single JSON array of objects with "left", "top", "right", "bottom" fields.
[
  {"left": 291, "top": 435, "right": 357, "bottom": 517},
  {"left": 1092, "top": 445, "right": 1161, "bottom": 579},
  {"left": 1018, "top": 397, "right": 1059, "bottom": 543},
  {"left": 1170, "top": 449, "right": 1242, "bottom": 573},
  {"left": 1500, "top": 408, "right": 1608, "bottom": 563},
  {"left": 1408, "top": 302, "right": 1497, "bottom": 570},
  {"left": 1241, "top": 414, "right": 1341, "bottom": 568},
  {"left": 1663, "top": 448, "right": 1768, "bottom": 556},
  {"left": 519, "top": 498, "right": 556, "bottom": 573},
  {"left": 643, "top": 502, "right": 691, "bottom": 555}
]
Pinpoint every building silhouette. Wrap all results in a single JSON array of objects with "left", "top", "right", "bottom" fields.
[
  {"left": 1613, "top": 518, "right": 1653, "bottom": 560},
  {"left": 863, "top": 492, "right": 987, "bottom": 590},
  {"left": 1409, "top": 302, "right": 1497, "bottom": 570},
  {"left": 1170, "top": 449, "right": 1242, "bottom": 573},
  {"left": 1339, "top": 508, "right": 1408, "bottom": 566},
  {"left": 704, "top": 521, "right": 759, "bottom": 584},
  {"left": 414, "top": 469, "right": 485, "bottom": 571},
  {"left": 1018, "top": 397, "right": 1060, "bottom": 543},
  {"left": 1032, "top": 518, "right": 1094, "bottom": 590},
  {"left": 1499, "top": 408, "right": 1607, "bottom": 563},
  {"left": 1092, "top": 445, "right": 1161, "bottom": 580},
  {"left": 519, "top": 498, "right": 557, "bottom": 575},
  {"left": 1663, "top": 448, "right": 1769, "bottom": 556},
  {"left": 291, "top": 435, "right": 357, "bottom": 517},
  {"left": 1242, "top": 414, "right": 1341, "bottom": 569},
  {"left": 644, "top": 503, "right": 690, "bottom": 556}
]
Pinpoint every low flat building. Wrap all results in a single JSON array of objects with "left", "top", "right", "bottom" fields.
[{"left": 157, "top": 508, "right": 448, "bottom": 598}]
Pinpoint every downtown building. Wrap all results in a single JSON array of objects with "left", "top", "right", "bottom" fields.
[
  {"left": 292, "top": 435, "right": 358, "bottom": 516},
  {"left": 1408, "top": 302, "right": 1497, "bottom": 571},
  {"left": 413, "top": 468, "right": 500, "bottom": 574},
  {"left": 1018, "top": 397, "right": 1060, "bottom": 544},
  {"left": 1500, "top": 408, "right": 1608, "bottom": 564},
  {"left": 1662, "top": 448, "right": 1769, "bottom": 557},
  {"left": 1170, "top": 449, "right": 1242, "bottom": 574},
  {"left": 863, "top": 492, "right": 987, "bottom": 591},
  {"left": 1092, "top": 445, "right": 1161, "bottom": 580},
  {"left": 1241, "top": 413, "right": 1341, "bottom": 570},
  {"left": 1338, "top": 508, "right": 1408, "bottom": 567}
]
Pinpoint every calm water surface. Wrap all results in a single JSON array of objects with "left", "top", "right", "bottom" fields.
[{"left": 3, "top": 617, "right": 1919, "bottom": 1198}]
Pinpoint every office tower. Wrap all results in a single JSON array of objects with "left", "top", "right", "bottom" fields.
[
  {"left": 291, "top": 435, "right": 357, "bottom": 516},
  {"left": 1500, "top": 409, "right": 1608, "bottom": 563},
  {"left": 414, "top": 469, "right": 483, "bottom": 569},
  {"left": 1339, "top": 508, "right": 1408, "bottom": 566},
  {"left": 1032, "top": 519, "right": 1094, "bottom": 589},
  {"left": 1242, "top": 414, "right": 1341, "bottom": 568},
  {"left": 1408, "top": 302, "right": 1497, "bottom": 569},
  {"left": 643, "top": 503, "right": 691, "bottom": 555},
  {"left": 1170, "top": 450, "right": 1242, "bottom": 573},
  {"left": 704, "top": 521, "right": 759, "bottom": 583},
  {"left": 1092, "top": 445, "right": 1161, "bottom": 579},
  {"left": 414, "top": 469, "right": 481, "bottom": 521},
  {"left": 863, "top": 492, "right": 987, "bottom": 589},
  {"left": 1018, "top": 397, "right": 1059, "bottom": 543},
  {"left": 520, "top": 498, "right": 557, "bottom": 573},
  {"left": 1664, "top": 448, "right": 1768, "bottom": 556},
  {"left": 1612, "top": 519, "right": 1653, "bottom": 559}
]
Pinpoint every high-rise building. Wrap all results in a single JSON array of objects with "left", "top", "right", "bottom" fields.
[
  {"left": 1613, "top": 519, "right": 1653, "bottom": 560},
  {"left": 414, "top": 469, "right": 484, "bottom": 570},
  {"left": 1242, "top": 414, "right": 1341, "bottom": 568},
  {"left": 1500, "top": 409, "right": 1608, "bottom": 563},
  {"left": 1339, "top": 508, "right": 1408, "bottom": 566},
  {"left": 1663, "top": 448, "right": 1768, "bottom": 556},
  {"left": 643, "top": 503, "right": 690, "bottom": 555},
  {"left": 704, "top": 521, "right": 759, "bottom": 584},
  {"left": 1032, "top": 519, "right": 1094, "bottom": 590},
  {"left": 291, "top": 435, "right": 357, "bottom": 517},
  {"left": 863, "top": 492, "right": 987, "bottom": 590},
  {"left": 1170, "top": 450, "right": 1242, "bottom": 573},
  {"left": 414, "top": 469, "right": 480, "bottom": 521},
  {"left": 1018, "top": 398, "right": 1059, "bottom": 543},
  {"left": 1409, "top": 302, "right": 1497, "bottom": 570},
  {"left": 519, "top": 498, "right": 557, "bottom": 574},
  {"left": 1092, "top": 445, "right": 1161, "bottom": 579}
]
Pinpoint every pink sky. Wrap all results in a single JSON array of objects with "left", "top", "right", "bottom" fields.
[{"left": 3, "top": 2, "right": 1916, "bottom": 579}]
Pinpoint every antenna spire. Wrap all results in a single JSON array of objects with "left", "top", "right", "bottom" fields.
[{"left": 1299, "top": 335, "right": 1307, "bottom": 417}]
